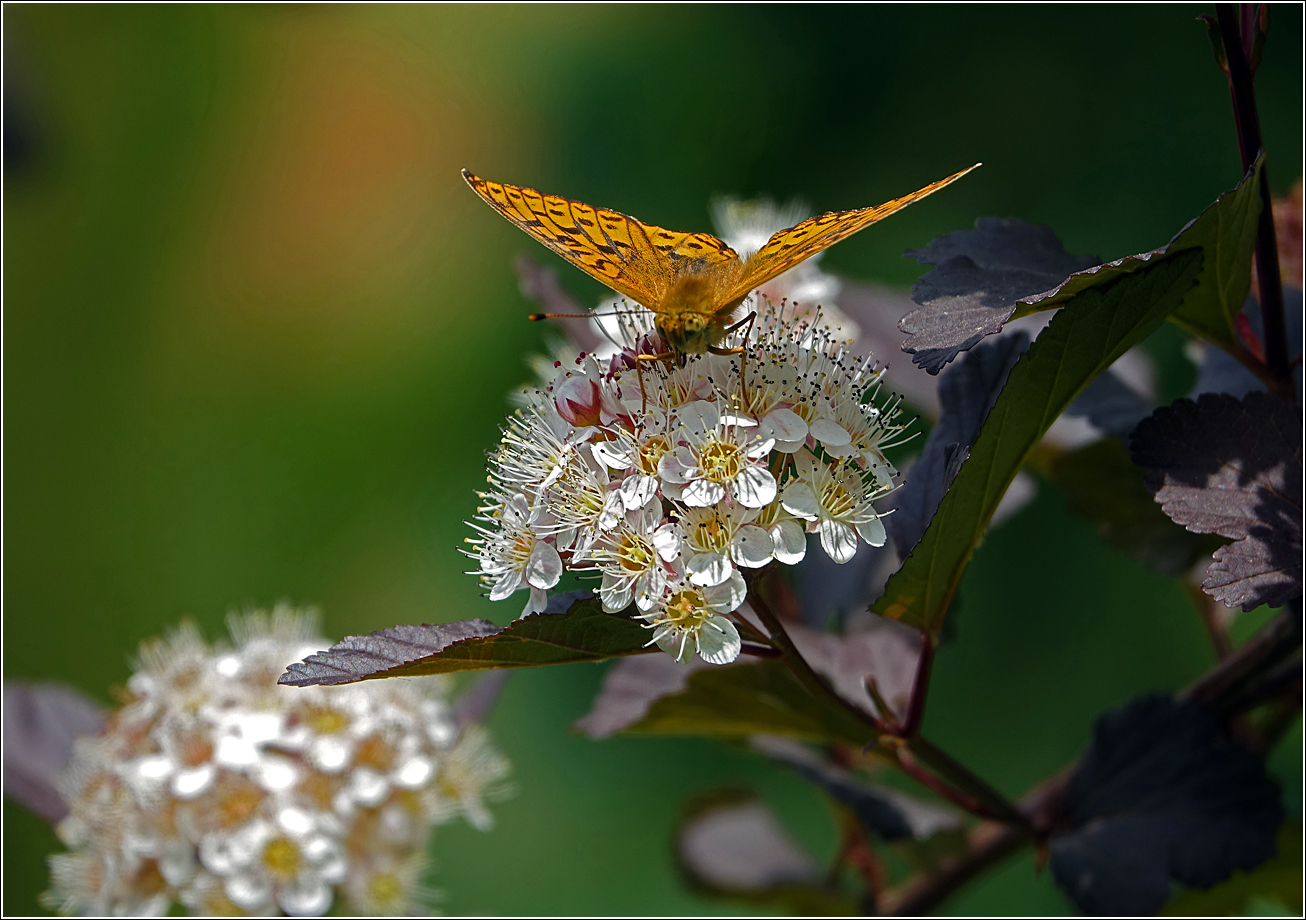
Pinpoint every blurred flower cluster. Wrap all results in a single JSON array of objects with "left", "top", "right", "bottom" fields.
[
  {"left": 468, "top": 200, "right": 907, "bottom": 666},
  {"left": 43, "top": 607, "right": 509, "bottom": 917}
]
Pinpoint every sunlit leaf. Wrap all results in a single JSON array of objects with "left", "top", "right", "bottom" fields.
[
  {"left": 626, "top": 659, "right": 871, "bottom": 746},
  {"left": 1130, "top": 391, "right": 1302, "bottom": 610},
  {"left": 883, "top": 332, "right": 1029, "bottom": 557},
  {"left": 874, "top": 249, "right": 1204, "bottom": 635},
  {"left": 1049, "top": 695, "right": 1283, "bottom": 916},
  {"left": 279, "top": 593, "right": 652, "bottom": 686}
]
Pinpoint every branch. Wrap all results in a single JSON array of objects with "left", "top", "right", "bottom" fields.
[
  {"left": 876, "top": 610, "right": 1300, "bottom": 913},
  {"left": 1215, "top": 3, "right": 1291, "bottom": 389}
]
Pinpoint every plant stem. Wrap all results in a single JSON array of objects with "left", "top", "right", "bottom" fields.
[
  {"left": 880, "top": 821, "right": 1027, "bottom": 916},
  {"left": 1215, "top": 3, "right": 1291, "bottom": 389},
  {"left": 905, "top": 736, "right": 1031, "bottom": 830},
  {"left": 1182, "top": 607, "right": 1301, "bottom": 715},
  {"left": 902, "top": 632, "right": 936, "bottom": 736},
  {"left": 747, "top": 573, "right": 1028, "bottom": 828}
]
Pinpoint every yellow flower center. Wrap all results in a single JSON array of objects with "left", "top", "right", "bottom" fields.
[
  {"left": 690, "top": 514, "right": 731, "bottom": 554},
  {"left": 662, "top": 589, "right": 713, "bottom": 632},
  {"left": 637, "top": 435, "right": 671, "bottom": 476},
  {"left": 820, "top": 475, "right": 858, "bottom": 518},
  {"left": 306, "top": 707, "right": 350, "bottom": 735},
  {"left": 616, "top": 531, "right": 656, "bottom": 574},
  {"left": 262, "top": 836, "right": 302, "bottom": 880},
  {"left": 367, "top": 872, "right": 405, "bottom": 911},
  {"left": 698, "top": 439, "right": 743, "bottom": 483}
]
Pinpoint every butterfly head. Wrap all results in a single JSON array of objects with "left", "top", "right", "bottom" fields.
[{"left": 656, "top": 310, "right": 719, "bottom": 356}]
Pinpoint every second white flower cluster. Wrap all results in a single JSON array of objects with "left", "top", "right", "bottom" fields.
[{"left": 467, "top": 310, "right": 907, "bottom": 666}]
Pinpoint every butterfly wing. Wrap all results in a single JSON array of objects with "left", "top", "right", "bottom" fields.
[
  {"left": 463, "top": 170, "right": 740, "bottom": 309},
  {"left": 721, "top": 163, "right": 980, "bottom": 305}
]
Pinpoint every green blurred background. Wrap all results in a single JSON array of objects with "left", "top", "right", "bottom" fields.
[{"left": 4, "top": 4, "right": 1301, "bottom": 915}]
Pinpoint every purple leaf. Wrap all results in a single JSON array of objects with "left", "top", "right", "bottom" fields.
[
  {"left": 574, "top": 654, "right": 715, "bottom": 739},
  {"left": 1050, "top": 695, "right": 1284, "bottom": 916},
  {"left": 1130, "top": 392, "right": 1302, "bottom": 610},
  {"left": 900, "top": 218, "right": 1099, "bottom": 374},
  {"left": 280, "top": 593, "right": 652, "bottom": 687},
  {"left": 3, "top": 682, "right": 105, "bottom": 824}
]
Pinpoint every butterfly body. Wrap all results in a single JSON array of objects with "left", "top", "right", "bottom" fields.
[
  {"left": 654, "top": 272, "right": 748, "bottom": 354},
  {"left": 463, "top": 164, "right": 978, "bottom": 357}
]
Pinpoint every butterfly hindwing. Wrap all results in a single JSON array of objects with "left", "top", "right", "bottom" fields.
[{"left": 725, "top": 163, "right": 980, "bottom": 302}]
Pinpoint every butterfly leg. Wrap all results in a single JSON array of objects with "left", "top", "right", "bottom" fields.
[
  {"left": 708, "top": 310, "right": 758, "bottom": 408},
  {"left": 635, "top": 351, "right": 674, "bottom": 414}
]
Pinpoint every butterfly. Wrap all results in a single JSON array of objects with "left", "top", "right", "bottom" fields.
[{"left": 463, "top": 164, "right": 978, "bottom": 357}]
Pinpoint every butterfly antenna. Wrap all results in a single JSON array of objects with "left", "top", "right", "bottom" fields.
[{"left": 528, "top": 309, "right": 644, "bottom": 321}]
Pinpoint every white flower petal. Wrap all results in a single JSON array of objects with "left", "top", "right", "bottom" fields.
[
  {"left": 761, "top": 407, "right": 808, "bottom": 442},
  {"left": 591, "top": 439, "right": 633, "bottom": 470},
  {"left": 773, "top": 438, "right": 807, "bottom": 454},
  {"left": 856, "top": 515, "right": 887, "bottom": 547},
  {"left": 818, "top": 518, "right": 860, "bottom": 564},
  {"left": 225, "top": 873, "right": 274, "bottom": 912},
  {"left": 620, "top": 474, "right": 659, "bottom": 511},
  {"left": 810, "top": 418, "right": 852, "bottom": 446},
  {"left": 743, "top": 435, "right": 777, "bottom": 459},
  {"left": 771, "top": 519, "right": 808, "bottom": 564},
  {"left": 658, "top": 446, "right": 698, "bottom": 484},
  {"left": 656, "top": 630, "right": 695, "bottom": 663},
  {"left": 524, "top": 540, "right": 562, "bottom": 590},
  {"left": 635, "top": 567, "right": 667, "bottom": 609},
  {"left": 696, "top": 616, "right": 742, "bottom": 665},
  {"left": 732, "top": 466, "right": 777, "bottom": 508},
  {"left": 682, "top": 478, "right": 727, "bottom": 507},
  {"left": 598, "top": 490, "right": 625, "bottom": 531},
  {"left": 703, "top": 570, "right": 747, "bottom": 612},
  {"left": 652, "top": 523, "right": 682, "bottom": 561},
  {"left": 687, "top": 552, "right": 732, "bottom": 587},
  {"left": 524, "top": 586, "right": 550, "bottom": 615},
  {"left": 780, "top": 482, "right": 820, "bottom": 519},
  {"left": 679, "top": 400, "right": 720, "bottom": 437},
  {"left": 600, "top": 575, "right": 633, "bottom": 613},
  {"left": 488, "top": 568, "right": 522, "bottom": 602},
  {"left": 731, "top": 525, "right": 774, "bottom": 568}
]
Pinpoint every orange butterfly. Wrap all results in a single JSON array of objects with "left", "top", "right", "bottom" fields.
[{"left": 463, "top": 165, "right": 979, "bottom": 356}]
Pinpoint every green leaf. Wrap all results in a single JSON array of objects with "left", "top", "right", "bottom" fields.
[
  {"left": 1162, "top": 823, "right": 1302, "bottom": 916},
  {"left": 625, "top": 659, "right": 872, "bottom": 747},
  {"left": 1010, "top": 154, "right": 1262, "bottom": 358},
  {"left": 873, "top": 249, "right": 1204, "bottom": 635},
  {"left": 280, "top": 594, "right": 653, "bottom": 685},
  {"left": 1050, "top": 437, "right": 1224, "bottom": 577}
]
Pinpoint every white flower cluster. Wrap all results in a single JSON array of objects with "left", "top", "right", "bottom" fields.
[
  {"left": 467, "top": 306, "right": 907, "bottom": 667},
  {"left": 43, "top": 607, "right": 509, "bottom": 917}
]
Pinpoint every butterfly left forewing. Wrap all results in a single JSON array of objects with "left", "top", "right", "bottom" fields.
[
  {"left": 723, "top": 163, "right": 980, "bottom": 302},
  {"left": 464, "top": 170, "right": 742, "bottom": 313},
  {"left": 465, "top": 170, "right": 663, "bottom": 306}
]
